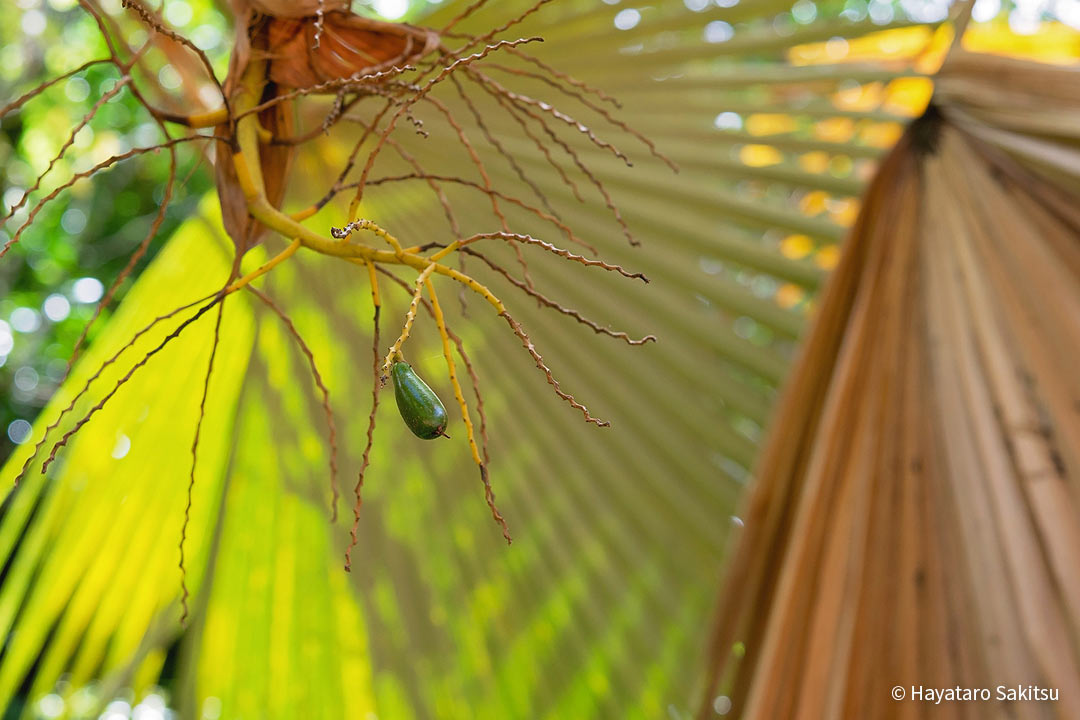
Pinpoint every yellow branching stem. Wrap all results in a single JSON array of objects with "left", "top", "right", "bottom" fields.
[
  {"left": 427, "top": 278, "right": 511, "bottom": 543},
  {"left": 366, "top": 259, "right": 381, "bottom": 309},
  {"left": 377, "top": 266, "right": 492, "bottom": 466},
  {"left": 224, "top": 240, "right": 302, "bottom": 294},
  {"left": 236, "top": 147, "right": 514, "bottom": 317},
  {"left": 331, "top": 218, "right": 405, "bottom": 255},
  {"left": 183, "top": 109, "right": 229, "bottom": 128},
  {"left": 447, "top": 331, "right": 489, "bottom": 466},
  {"left": 380, "top": 263, "right": 439, "bottom": 378}
]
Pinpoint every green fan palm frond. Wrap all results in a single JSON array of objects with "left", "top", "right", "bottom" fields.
[{"left": 0, "top": 0, "right": 969, "bottom": 717}]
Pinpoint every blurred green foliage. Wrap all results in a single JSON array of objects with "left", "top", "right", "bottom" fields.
[{"left": 0, "top": 0, "right": 226, "bottom": 459}]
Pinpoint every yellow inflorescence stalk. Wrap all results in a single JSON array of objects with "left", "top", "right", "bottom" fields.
[
  {"left": 224, "top": 240, "right": 301, "bottom": 295},
  {"left": 429, "top": 241, "right": 461, "bottom": 262},
  {"left": 344, "top": 218, "right": 406, "bottom": 255},
  {"left": 380, "top": 263, "right": 438, "bottom": 377},
  {"left": 232, "top": 92, "right": 510, "bottom": 320},
  {"left": 224, "top": 51, "right": 582, "bottom": 446},
  {"left": 290, "top": 205, "right": 318, "bottom": 221},
  {"left": 365, "top": 260, "right": 381, "bottom": 311},
  {"left": 428, "top": 277, "right": 511, "bottom": 543},
  {"left": 185, "top": 108, "right": 228, "bottom": 128},
  {"left": 426, "top": 278, "right": 480, "bottom": 468}
]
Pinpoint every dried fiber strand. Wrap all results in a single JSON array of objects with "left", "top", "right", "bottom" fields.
[
  {"left": 463, "top": 248, "right": 656, "bottom": 345},
  {"left": 0, "top": 58, "right": 112, "bottom": 117},
  {"left": 41, "top": 294, "right": 224, "bottom": 474},
  {"left": 180, "top": 297, "right": 226, "bottom": 624},
  {"left": 1, "top": 76, "right": 131, "bottom": 224},
  {"left": 14, "top": 291, "right": 217, "bottom": 486},
  {"left": 350, "top": 37, "right": 543, "bottom": 213},
  {"left": 500, "top": 311, "right": 610, "bottom": 427},
  {"left": 344, "top": 262, "right": 382, "bottom": 572},
  {"left": 448, "top": 73, "right": 561, "bottom": 220},
  {"left": 0, "top": 135, "right": 212, "bottom": 259},
  {"left": 246, "top": 286, "right": 340, "bottom": 521}
]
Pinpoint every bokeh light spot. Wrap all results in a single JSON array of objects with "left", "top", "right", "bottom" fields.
[
  {"left": 373, "top": 0, "right": 408, "bottom": 19},
  {"left": 615, "top": 8, "right": 641, "bottom": 30},
  {"left": 705, "top": 20, "right": 734, "bottom": 42},
  {"left": 7, "top": 419, "right": 32, "bottom": 445},
  {"left": 73, "top": 277, "right": 105, "bottom": 303},
  {"left": 44, "top": 294, "right": 71, "bottom": 322},
  {"left": 11, "top": 307, "right": 41, "bottom": 333}
]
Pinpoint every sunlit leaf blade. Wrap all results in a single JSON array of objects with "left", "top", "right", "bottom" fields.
[{"left": 0, "top": 212, "right": 255, "bottom": 712}]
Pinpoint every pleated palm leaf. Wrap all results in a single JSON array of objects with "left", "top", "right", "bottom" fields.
[
  {"left": 0, "top": 0, "right": 1054, "bottom": 718},
  {"left": 699, "top": 34, "right": 1080, "bottom": 720}
]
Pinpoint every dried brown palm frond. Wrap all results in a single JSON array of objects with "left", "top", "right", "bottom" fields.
[{"left": 699, "top": 49, "right": 1080, "bottom": 720}]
